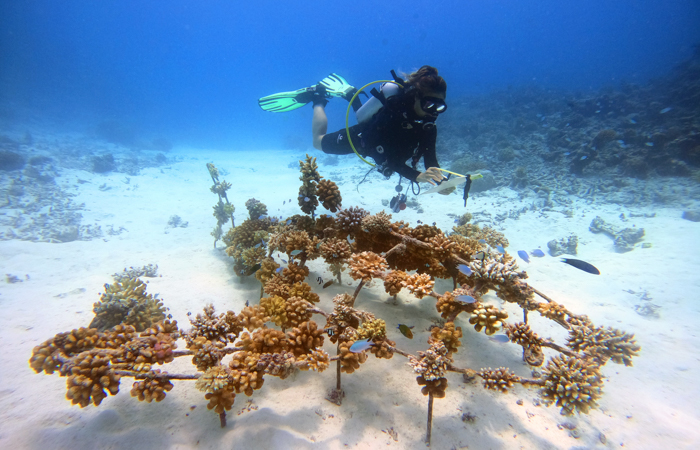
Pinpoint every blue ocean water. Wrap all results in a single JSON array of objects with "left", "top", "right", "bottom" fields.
[{"left": 1, "top": 0, "right": 699, "bottom": 150}]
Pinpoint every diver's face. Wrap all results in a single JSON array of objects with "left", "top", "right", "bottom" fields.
[{"left": 414, "top": 91, "right": 447, "bottom": 118}]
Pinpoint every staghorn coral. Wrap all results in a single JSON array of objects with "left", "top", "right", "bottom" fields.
[
  {"left": 317, "top": 179, "right": 342, "bottom": 212},
  {"left": 338, "top": 340, "right": 369, "bottom": 374},
  {"left": 469, "top": 304, "right": 508, "bottom": 335},
  {"left": 90, "top": 278, "right": 167, "bottom": 332},
  {"left": 286, "top": 320, "right": 325, "bottom": 356},
  {"left": 130, "top": 370, "right": 174, "bottom": 402},
  {"left": 567, "top": 324, "right": 640, "bottom": 367},
  {"left": 408, "top": 340, "right": 451, "bottom": 381},
  {"left": 401, "top": 273, "right": 435, "bottom": 299},
  {"left": 430, "top": 323, "right": 463, "bottom": 355},
  {"left": 383, "top": 270, "right": 408, "bottom": 296},
  {"left": 479, "top": 367, "right": 521, "bottom": 393},
  {"left": 65, "top": 354, "right": 121, "bottom": 407},
  {"left": 416, "top": 376, "right": 448, "bottom": 398},
  {"left": 349, "top": 251, "right": 389, "bottom": 282},
  {"left": 540, "top": 355, "right": 604, "bottom": 415}
]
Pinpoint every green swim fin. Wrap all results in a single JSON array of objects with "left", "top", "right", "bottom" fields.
[
  {"left": 319, "top": 73, "right": 356, "bottom": 100},
  {"left": 258, "top": 87, "right": 318, "bottom": 113}
]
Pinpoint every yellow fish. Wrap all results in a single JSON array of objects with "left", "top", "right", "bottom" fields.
[{"left": 397, "top": 324, "right": 414, "bottom": 339}]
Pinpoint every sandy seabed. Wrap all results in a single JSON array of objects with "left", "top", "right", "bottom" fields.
[{"left": 1, "top": 147, "right": 699, "bottom": 450}]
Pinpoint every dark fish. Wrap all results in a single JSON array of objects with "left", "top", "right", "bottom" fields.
[
  {"left": 322, "top": 280, "right": 334, "bottom": 289},
  {"left": 245, "top": 300, "right": 250, "bottom": 307},
  {"left": 457, "top": 264, "right": 472, "bottom": 276},
  {"left": 317, "top": 276, "right": 323, "bottom": 284},
  {"left": 417, "top": 220, "right": 422, "bottom": 224},
  {"left": 474, "top": 251, "right": 486, "bottom": 261},
  {"left": 531, "top": 249, "right": 545, "bottom": 257},
  {"left": 517, "top": 250, "right": 530, "bottom": 263},
  {"left": 488, "top": 335, "right": 510, "bottom": 343},
  {"left": 455, "top": 295, "right": 476, "bottom": 304},
  {"left": 350, "top": 339, "right": 374, "bottom": 353},
  {"left": 325, "top": 327, "right": 335, "bottom": 336},
  {"left": 561, "top": 258, "right": 600, "bottom": 275},
  {"left": 347, "top": 236, "right": 355, "bottom": 244},
  {"left": 250, "top": 263, "right": 261, "bottom": 272},
  {"left": 397, "top": 324, "right": 414, "bottom": 339}
]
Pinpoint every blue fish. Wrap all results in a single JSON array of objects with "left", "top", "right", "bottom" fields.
[
  {"left": 457, "top": 264, "right": 472, "bottom": 276},
  {"left": 496, "top": 245, "right": 505, "bottom": 253},
  {"left": 283, "top": 200, "right": 286, "bottom": 205},
  {"left": 580, "top": 156, "right": 587, "bottom": 161},
  {"left": 478, "top": 239, "right": 487, "bottom": 244},
  {"left": 290, "top": 250, "right": 302, "bottom": 256},
  {"left": 660, "top": 107, "right": 672, "bottom": 114},
  {"left": 517, "top": 250, "right": 530, "bottom": 263},
  {"left": 347, "top": 236, "right": 355, "bottom": 244},
  {"left": 275, "top": 267, "right": 283, "bottom": 273},
  {"left": 304, "top": 197, "right": 310, "bottom": 202},
  {"left": 488, "top": 335, "right": 510, "bottom": 343},
  {"left": 350, "top": 339, "right": 374, "bottom": 353},
  {"left": 258, "top": 215, "right": 267, "bottom": 220},
  {"left": 531, "top": 249, "right": 545, "bottom": 257},
  {"left": 645, "top": 142, "right": 654, "bottom": 147},
  {"left": 286, "top": 219, "right": 292, "bottom": 225},
  {"left": 563, "top": 152, "right": 571, "bottom": 156},
  {"left": 281, "top": 259, "right": 288, "bottom": 264},
  {"left": 455, "top": 295, "right": 476, "bottom": 304}
]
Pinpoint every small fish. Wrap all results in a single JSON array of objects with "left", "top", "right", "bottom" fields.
[
  {"left": 281, "top": 259, "right": 288, "bottom": 264},
  {"left": 488, "top": 335, "right": 510, "bottom": 343},
  {"left": 350, "top": 339, "right": 374, "bottom": 353},
  {"left": 617, "top": 140, "right": 625, "bottom": 144},
  {"left": 580, "top": 156, "right": 587, "bottom": 161},
  {"left": 275, "top": 267, "right": 283, "bottom": 273},
  {"left": 561, "top": 258, "right": 600, "bottom": 275},
  {"left": 286, "top": 219, "right": 292, "bottom": 225},
  {"left": 254, "top": 242, "right": 262, "bottom": 248},
  {"left": 455, "top": 295, "right": 476, "bottom": 304},
  {"left": 660, "top": 107, "right": 672, "bottom": 114},
  {"left": 531, "top": 249, "right": 545, "bottom": 257},
  {"left": 454, "top": 218, "right": 459, "bottom": 223},
  {"left": 304, "top": 197, "right": 310, "bottom": 202},
  {"left": 245, "top": 300, "right": 250, "bottom": 307},
  {"left": 289, "top": 199, "right": 292, "bottom": 203},
  {"left": 629, "top": 118, "right": 637, "bottom": 124},
  {"left": 417, "top": 220, "right": 422, "bottom": 224},
  {"left": 397, "top": 324, "right": 414, "bottom": 339},
  {"left": 325, "top": 327, "right": 335, "bottom": 337},
  {"left": 457, "top": 264, "right": 472, "bottom": 276},
  {"left": 432, "top": 222, "right": 436, "bottom": 226},
  {"left": 474, "top": 251, "right": 486, "bottom": 261},
  {"left": 645, "top": 142, "right": 654, "bottom": 147},
  {"left": 478, "top": 239, "right": 487, "bottom": 244},
  {"left": 250, "top": 263, "right": 261, "bottom": 273},
  {"left": 517, "top": 250, "right": 530, "bottom": 263},
  {"left": 347, "top": 236, "right": 355, "bottom": 244},
  {"left": 258, "top": 215, "right": 267, "bottom": 220},
  {"left": 317, "top": 276, "right": 323, "bottom": 285},
  {"left": 290, "top": 249, "right": 302, "bottom": 256},
  {"left": 154, "top": 293, "right": 160, "bottom": 299},
  {"left": 563, "top": 152, "right": 571, "bottom": 156},
  {"left": 283, "top": 200, "right": 286, "bottom": 205},
  {"left": 496, "top": 245, "right": 505, "bottom": 253},
  {"left": 322, "top": 280, "right": 334, "bottom": 289}
]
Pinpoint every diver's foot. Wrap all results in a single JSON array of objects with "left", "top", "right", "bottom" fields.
[{"left": 295, "top": 83, "right": 330, "bottom": 107}]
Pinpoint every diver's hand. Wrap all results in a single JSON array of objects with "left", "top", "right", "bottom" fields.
[
  {"left": 416, "top": 167, "right": 445, "bottom": 185},
  {"left": 438, "top": 186, "right": 456, "bottom": 195}
]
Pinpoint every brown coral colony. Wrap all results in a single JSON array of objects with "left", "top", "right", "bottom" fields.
[{"left": 29, "top": 157, "right": 640, "bottom": 438}]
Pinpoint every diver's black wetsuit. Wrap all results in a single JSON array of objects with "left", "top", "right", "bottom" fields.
[{"left": 320, "top": 89, "right": 440, "bottom": 182}]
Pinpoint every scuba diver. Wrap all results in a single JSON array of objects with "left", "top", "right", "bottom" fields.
[{"left": 259, "top": 66, "right": 454, "bottom": 195}]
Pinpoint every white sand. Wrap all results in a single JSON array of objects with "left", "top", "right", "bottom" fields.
[{"left": 1, "top": 146, "right": 699, "bottom": 449}]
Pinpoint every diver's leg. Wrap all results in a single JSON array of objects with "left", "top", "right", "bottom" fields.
[{"left": 312, "top": 104, "right": 327, "bottom": 150}]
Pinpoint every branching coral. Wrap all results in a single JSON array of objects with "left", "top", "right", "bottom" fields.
[
  {"left": 65, "top": 354, "right": 121, "bottom": 407},
  {"left": 336, "top": 206, "right": 369, "bottom": 233},
  {"left": 383, "top": 270, "right": 408, "bottom": 296},
  {"left": 338, "top": 340, "right": 368, "bottom": 374},
  {"left": 317, "top": 179, "right": 342, "bottom": 212},
  {"left": 408, "top": 340, "right": 451, "bottom": 381},
  {"left": 479, "top": 367, "right": 521, "bottom": 393},
  {"left": 567, "top": 324, "right": 640, "bottom": 367},
  {"left": 540, "top": 355, "right": 604, "bottom": 415},
  {"left": 348, "top": 251, "right": 389, "bottom": 282},
  {"left": 90, "top": 278, "right": 167, "bottom": 332},
  {"left": 286, "top": 321, "right": 325, "bottom": 356},
  {"left": 130, "top": 370, "right": 174, "bottom": 402},
  {"left": 400, "top": 273, "right": 435, "bottom": 299},
  {"left": 453, "top": 223, "right": 509, "bottom": 248},
  {"left": 430, "top": 323, "right": 463, "bottom": 355},
  {"left": 469, "top": 305, "right": 508, "bottom": 335}
]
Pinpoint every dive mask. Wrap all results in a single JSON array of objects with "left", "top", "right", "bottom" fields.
[{"left": 420, "top": 96, "right": 447, "bottom": 114}]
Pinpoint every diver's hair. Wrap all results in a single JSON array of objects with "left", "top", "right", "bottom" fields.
[{"left": 404, "top": 65, "right": 447, "bottom": 96}]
